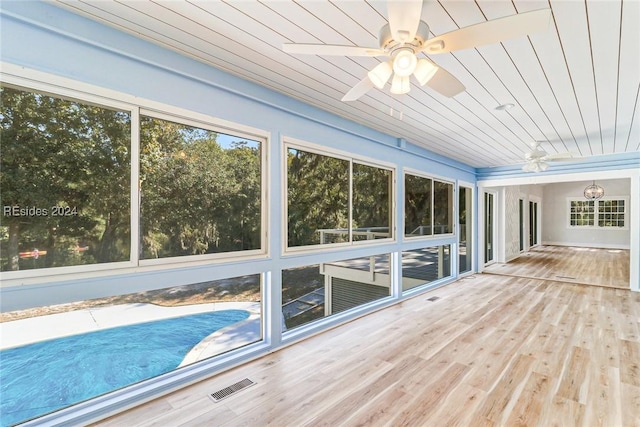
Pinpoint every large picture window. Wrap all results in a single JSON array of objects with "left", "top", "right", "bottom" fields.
[
  {"left": 0, "top": 274, "right": 261, "bottom": 426},
  {"left": 404, "top": 172, "right": 454, "bottom": 237},
  {"left": 1, "top": 83, "right": 266, "bottom": 277},
  {"left": 0, "top": 86, "right": 131, "bottom": 272},
  {"left": 140, "top": 116, "right": 262, "bottom": 260},
  {"left": 286, "top": 146, "right": 392, "bottom": 249}
]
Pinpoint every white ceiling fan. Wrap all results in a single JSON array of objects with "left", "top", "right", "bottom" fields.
[
  {"left": 522, "top": 141, "right": 582, "bottom": 172},
  {"left": 282, "top": 1, "right": 552, "bottom": 101}
]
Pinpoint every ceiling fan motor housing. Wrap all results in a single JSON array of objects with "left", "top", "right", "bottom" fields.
[{"left": 379, "top": 21, "right": 430, "bottom": 53}]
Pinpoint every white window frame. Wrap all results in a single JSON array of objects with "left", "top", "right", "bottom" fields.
[
  {"left": 567, "top": 198, "right": 595, "bottom": 227},
  {"left": 0, "top": 81, "right": 139, "bottom": 282},
  {"left": 402, "top": 168, "right": 456, "bottom": 241},
  {"left": 282, "top": 137, "right": 396, "bottom": 255},
  {"left": 0, "top": 64, "right": 270, "bottom": 286},
  {"left": 457, "top": 180, "right": 475, "bottom": 276},
  {"left": 596, "top": 198, "right": 628, "bottom": 228},
  {"left": 567, "top": 196, "right": 628, "bottom": 230}
]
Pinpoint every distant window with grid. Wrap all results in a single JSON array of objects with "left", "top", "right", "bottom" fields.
[
  {"left": 598, "top": 199, "right": 625, "bottom": 227},
  {"left": 569, "top": 200, "right": 594, "bottom": 226},
  {"left": 568, "top": 197, "right": 627, "bottom": 228}
]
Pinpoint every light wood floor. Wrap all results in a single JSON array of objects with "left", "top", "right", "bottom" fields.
[
  {"left": 483, "top": 245, "right": 630, "bottom": 290},
  {"left": 97, "top": 274, "right": 640, "bottom": 427}
]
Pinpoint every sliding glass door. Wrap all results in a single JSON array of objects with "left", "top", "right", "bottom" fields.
[
  {"left": 529, "top": 200, "right": 539, "bottom": 247},
  {"left": 484, "top": 192, "right": 495, "bottom": 264},
  {"left": 459, "top": 185, "right": 473, "bottom": 274},
  {"left": 519, "top": 199, "right": 525, "bottom": 252}
]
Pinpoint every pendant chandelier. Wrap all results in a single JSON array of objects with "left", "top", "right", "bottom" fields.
[{"left": 584, "top": 181, "right": 604, "bottom": 200}]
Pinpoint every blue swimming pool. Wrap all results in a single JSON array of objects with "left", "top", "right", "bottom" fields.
[{"left": 0, "top": 309, "right": 250, "bottom": 427}]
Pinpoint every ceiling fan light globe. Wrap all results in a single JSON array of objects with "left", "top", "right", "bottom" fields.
[
  {"left": 414, "top": 59, "right": 438, "bottom": 86},
  {"left": 528, "top": 163, "right": 541, "bottom": 173},
  {"left": 393, "top": 50, "right": 417, "bottom": 77},
  {"left": 367, "top": 61, "right": 393, "bottom": 89},
  {"left": 390, "top": 74, "right": 410, "bottom": 94}
]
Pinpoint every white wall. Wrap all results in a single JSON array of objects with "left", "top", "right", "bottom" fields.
[
  {"left": 542, "top": 179, "right": 630, "bottom": 249},
  {"left": 504, "top": 186, "right": 521, "bottom": 261}
]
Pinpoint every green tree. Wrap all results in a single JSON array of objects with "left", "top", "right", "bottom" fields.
[
  {"left": 352, "top": 163, "right": 391, "bottom": 237},
  {"left": 287, "top": 149, "right": 349, "bottom": 246},
  {"left": 404, "top": 175, "right": 432, "bottom": 235},
  {"left": 139, "top": 117, "right": 261, "bottom": 258},
  {"left": 0, "top": 86, "right": 131, "bottom": 271},
  {"left": 219, "top": 141, "right": 261, "bottom": 251}
]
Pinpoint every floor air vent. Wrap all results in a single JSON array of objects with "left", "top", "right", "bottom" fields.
[
  {"left": 210, "top": 378, "right": 255, "bottom": 402},
  {"left": 426, "top": 296, "right": 440, "bottom": 302},
  {"left": 556, "top": 275, "right": 577, "bottom": 280}
]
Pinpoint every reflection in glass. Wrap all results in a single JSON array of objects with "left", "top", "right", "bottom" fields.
[
  {"left": 434, "top": 181, "right": 453, "bottom": 234},
  {"left": 282, "top": 254, "right": 391, "bottom": 330},
  {"left": 519, "top": 199, "right": 525, "bottom": 252},
  {"left": 287, "top": 148, "right": 349, "bottom": 247},
  {"left": 352, "top": 163, "right": 392, "bottom": 241},
  {"left": 405, "top": 174, "right": 453, "bottom": 237},
  {"left": 459, "top": 186, "right": 473, "bottom": 274},
  {"left": 404, "top": 174, "right": 432, "bottom": 236},
  {"left": 529, "top": 201, "right": 538, "bottom": 246},
  {"left": 402, "top": 245, "right": 451, "bottom": 292},
  {"left": 485, "top": 193, "right": 494, "bottom": 263}
]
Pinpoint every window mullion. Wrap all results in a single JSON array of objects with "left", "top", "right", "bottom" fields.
[
  {"left": 131, "top": 107, "right": 140, "bottom": 266},
  {"left": 431, "top": 179, "right": 435, "bottom": 236},
  {"left": 349, "top": 160, "right": 353, "bottom": 243}
]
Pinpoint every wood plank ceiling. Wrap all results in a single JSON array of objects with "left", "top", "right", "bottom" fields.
[{"left": 50, "top": 0, "right": 640, "bottom": 168}]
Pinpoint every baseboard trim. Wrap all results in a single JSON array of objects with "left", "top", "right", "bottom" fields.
[{"left": 542, "top": 242, "right": 630, "bottom": 250}]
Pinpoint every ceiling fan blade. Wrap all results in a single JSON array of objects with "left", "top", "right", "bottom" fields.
[
  {"left": 543, "top": 153, "right": 583, "bottom": 161},
  {"left": 525, "top": 148, "right": 547, "bottom": 161},
  {"left": 425, "top": 66, "right": 465, "bottom": 97},
  {"left": 341, "top": 76, "right": 375, "bottom": 102},
  {"left": 388, "top": 0, "right": 424, "bottom": 43},
  {"left": 283, "top": 43, "right": 385, "bottom": 57},
  {"left": 423, "top": 8, "right": 552, "bottom": 54}
]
